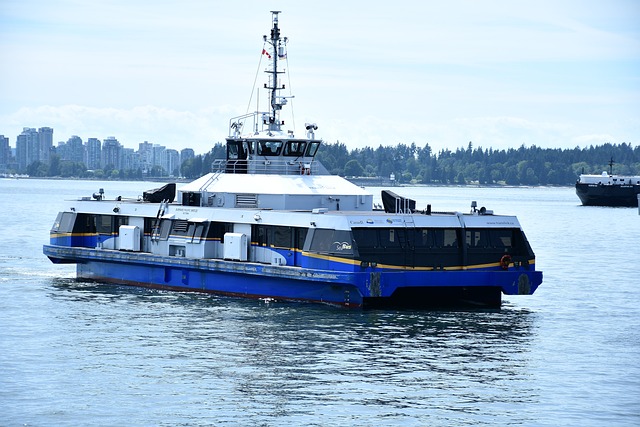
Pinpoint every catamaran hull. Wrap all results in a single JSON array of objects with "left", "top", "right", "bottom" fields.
[{"left": 44, "top": 245, "right": 542, "bottom": 309}]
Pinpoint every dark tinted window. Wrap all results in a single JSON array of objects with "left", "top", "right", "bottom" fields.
[
  {"left": 273, "top": 226, "right": 292, "bottom": 248},
  {"left": 283, "top": 141, "right": 306, "bottom": 157},
  {"left": 257, "top": 140, "right": 283, "bottom": 156},
  {"left": 306, "top": 141, "right": 321, "bottom": 157},
  {"left": 309, "top": 229, "right": 354, "bottom": 255}
]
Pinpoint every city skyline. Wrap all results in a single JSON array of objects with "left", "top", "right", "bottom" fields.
[
  {"left": 1, "top": 1, "right": 638, "bottom": 156},
  {"left": 0, "top": 127, "right": 196, "bottom": 176}
]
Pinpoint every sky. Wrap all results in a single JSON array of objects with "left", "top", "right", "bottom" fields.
[{"left": 1, "top": 0, "right": 639, "bottom": 155}]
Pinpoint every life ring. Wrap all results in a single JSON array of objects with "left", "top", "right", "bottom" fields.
[{"left": 500, "top": 254, "right": 512, "bottom": 270}]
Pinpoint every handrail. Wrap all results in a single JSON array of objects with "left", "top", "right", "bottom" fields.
[{"left": 212, "top": 159, "right": 322, "bottom": 176}]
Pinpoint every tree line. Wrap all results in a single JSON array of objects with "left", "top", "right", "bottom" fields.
[
  {"left": 22, "top": 141, "right": 639, "bottom": 185},
  {"left": 181, "top": 141, "right": 639, "bottom": 185}
]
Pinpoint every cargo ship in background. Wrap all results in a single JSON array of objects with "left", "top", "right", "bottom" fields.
[
  {"left": 576, "top": 158, "right": 640, "bottom": 207},
  {"left": 43, "top": 11, "right": 543, "bottom": 308}
]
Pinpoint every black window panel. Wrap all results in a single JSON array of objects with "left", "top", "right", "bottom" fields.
[
  {"left": 283, "top": 141, "right": 307, "bottom": 157},
  {"left": 412, "top": 228, "right": 435, "bottom": 248},
  {"left": 96, "top": 215, "right": 112, "bottom": 234},
  {"left": 207, "top": 222, "right": 232, "bottom": 241},
  {"left": 245, "top": 141, "right": 254, "bottom": 154},
  {"left": 352, "top": 228, "right": 379, "bottom": 249},
  {"left": 273, "top": 226, "right": 292, "bottom": 248},
  {"left": 466, "top": 229, "right": 490, "bottom": 248},
  {"left": 73, "top": 213, "right": 96, "bottom": 233},
  {"left": 309, "top": 229, "right": 354, "bottom": 256},
  {"left": 306, "top": 141, "right": 321, "bottom": 157},
  {"left": 144, "top": 218, "right": 154, "bottom": 235},
  {"left": 295, "top": 227, "right": 308, "bottom": 250},
  {"left": 331, "top": 230, "right": 354, "bottom": 255},
  {"left": 252, "top": 225, "right": 268, "bottom": 246},
  {"left": 354, "top": 227, "right": 463, "bottom": 268},
  {"left": 379, "top": 228, "right": 407, "bottom": 248},
  {"left": 432, "top": 229, "right": 459, "bottom": 248},
  {"left": 182, "top": 192, "right": 201, "bottom": 206},
  {"left": 490, "top": 229, "right": 513, "bottom": 249},
  {"left": 227, "top": 141, "right": 240, "bottom": 160},
  {"left": 309, "top": 229, "right": 333, "bottom": 252},
  {"left": 257, "top": 140, "right": 283, "bottom": 156},
  {"left": 115, "top": 216, "right": 128, "bottom": 229}
]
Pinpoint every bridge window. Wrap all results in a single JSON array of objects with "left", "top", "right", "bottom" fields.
[
  {"left": 283, "top": 141, "right": 306, "bottom": 157},
  {"left": 257, "top": 140, "right": 283, "bottom": 156},
  {"left": 227, "top": 141, "right": 246, "bottom": 160},
  {"left": 305, "top": 141, "right": 320, "bottom": 157}
]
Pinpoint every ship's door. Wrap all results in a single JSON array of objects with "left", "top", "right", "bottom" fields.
[
  {"left": 403, "top": 217, "right": 416, "bottom": 268},
  {"left": 226, "top": 140, "right": 248, "bottom": 173},
  {"left": 252, "top": 224, "right": 270, "bottom": 263}
]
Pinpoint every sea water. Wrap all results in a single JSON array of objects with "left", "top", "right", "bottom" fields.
[{"left": 0, "top": 179, "right": 638, "bottom": 426}]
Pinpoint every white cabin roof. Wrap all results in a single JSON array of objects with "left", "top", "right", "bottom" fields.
[{"left": 179, "top": 173, "right": 371, "bottom": 197}]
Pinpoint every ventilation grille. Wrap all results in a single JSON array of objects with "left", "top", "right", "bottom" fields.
[
  {"left": 235, "top": 194, "right": 258, "bottom": 208},
  {"left": 172, "top": 220, "right": 189, "bottom": 232}
]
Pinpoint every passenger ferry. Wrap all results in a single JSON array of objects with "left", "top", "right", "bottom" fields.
[
  {"left": 43, "top": 11, "right": 543, "bottom": 308},
  {"left": 576, "top": 158, "right": 640, "bottom": 207}
]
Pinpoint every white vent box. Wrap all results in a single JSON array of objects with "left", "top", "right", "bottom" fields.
[
  {"left": 119, "top": 225, "right": 140, "bottom": 251},
  {"left": 224, "top": 232, "right": 248, "bottom": 261}
]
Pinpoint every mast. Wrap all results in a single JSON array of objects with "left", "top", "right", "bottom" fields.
[
  {"left": 263, "top": 10, "right": 288, "bottom": 132},
  {"left": 609, "top": 157, "right": 614, "bottom": 175}
]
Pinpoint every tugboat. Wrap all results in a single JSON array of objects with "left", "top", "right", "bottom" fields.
[
  {"left": 43, "top": 11, "right": 542, "bottom": 308},
  {"left": 575, "top": 158, "right": 640, "bottom": 207}
]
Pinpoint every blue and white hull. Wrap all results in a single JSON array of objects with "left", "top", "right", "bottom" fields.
[{"left": 44, "top": 243, "right": 541, "bottom": 308}]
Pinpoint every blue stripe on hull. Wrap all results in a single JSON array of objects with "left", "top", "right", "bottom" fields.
[{"left": 77, "top": 260, "right": 362, "bottom": 307}]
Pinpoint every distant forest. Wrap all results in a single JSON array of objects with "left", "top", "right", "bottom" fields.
[{"left": 180, "top": 141, "right": 640, "bottom": 185}]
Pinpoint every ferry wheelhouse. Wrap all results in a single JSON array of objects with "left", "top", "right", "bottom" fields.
[{"left": 43, "top": 11, "right": 542, "bottom": 308}]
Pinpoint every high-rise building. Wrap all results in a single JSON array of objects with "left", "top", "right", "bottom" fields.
[
  {"left": 121, "top": 148, "right": 140, "bottom": 172},
  {"left": 138, "top": 141, "right": 153, "bottom": 174},
  {"left": 16, "top": 127, "right": 39, "bottom": 171},
  {"left": 59, "top": 135, "right": 84, "bottom": 164},
  {"left": 86, "top": 138, "right": 102, "bottom": 170},
  {"left": 166, "top": 149, "right": 180, "bottom": 176},
  {"left": 152, "top": 144, "right": 166, "bottom": 170},
  {"left": 38, "top": 127, "right": 53, "bottom": 164},
  {"left": 0, "top": 135, "right": 10, "bottom": 172},
  {"left": 102, "top": 136, "right": 122, "bottom": 169}
]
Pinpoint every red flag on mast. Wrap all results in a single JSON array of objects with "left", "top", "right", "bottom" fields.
[{"left": 262, "top": 49, "right": 271, "bottom": 59}]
